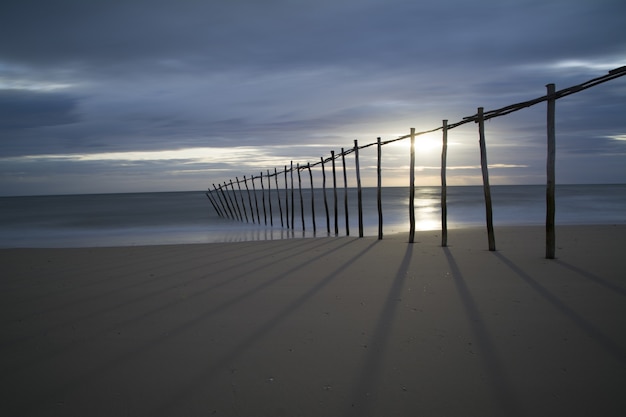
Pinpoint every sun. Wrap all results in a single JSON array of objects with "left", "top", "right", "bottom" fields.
[{"left": 389, "top": 132, "right": 443, "bottom": 154}]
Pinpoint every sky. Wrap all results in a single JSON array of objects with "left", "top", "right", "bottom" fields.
[{"left": 1, "top": 0, "right": 625, "bottom": 196}]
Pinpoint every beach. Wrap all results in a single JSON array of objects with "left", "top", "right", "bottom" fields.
[{"left": 1, "top": 225, "right": 625, "bottom": 416}]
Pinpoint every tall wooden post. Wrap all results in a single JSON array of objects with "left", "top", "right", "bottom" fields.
[
  {"left": 478, "top": 107, "right": 496, "bottom": 251},
  {"left": 251, "top": 176, "right": 260, "bottom": 224},
  {"left": 441, "top": 120, "right": 449, "bottom": 247},
  {"left": 230, "top": 180, "right": 243, "bottom": 221},
  {"left": 214, "top": 184, "right": 231, "bottom": 219},
  {"left": 546, "top": 83, "right": 556, "bottom": 259},
  {"left": 290, "top": 161, "right": 295, "bottom": 230},
  {"left": 224, "top": 182, "right": 239, "bottom": 221},
  {"left": 284, "top": 166, "right": 289, "bottom": 229},
  {"left": 266, "top": 170, "right": 273, "bottom": 227},
  {"left": 206, "top": 191, "right": 222, "bottom": 217},
  {"left": 354, "top": 140, "right": 364, "bottom": 237},
  {"left": 275, "top": 168, "right": 284, "bottom": 228},
  {"left": 260, "top": 172, "right": 267, "bottom": 225},
  {"left": 377, "top": 137, "right": 383, "bottom": 240},
  {"left": 321, "top": 157, "right": 330, "bottom": 235},
  {"left": 297, "top": 163, "right": 305, "bottom": 231},
  {"left": 409, "top": 128, "right": 416, "bottom": 243},
  {"left": 307, "top": 163, "right": 316, "bottom": 234},
  {"left": 236, "top": 177, "right": 249, "bottom": 223},
  {"left": 331, "top": 151, "right": 339, "bottom": 236},
  {"left": 243, "top": 176, "right": 255, "bottom": 224},
  {"left": 341, "top": 148, "right": 350, "bottom": 236}
]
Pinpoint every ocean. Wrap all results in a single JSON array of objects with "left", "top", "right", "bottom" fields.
[{"left": 0, "top": 184, "right": 624, "bottom": 248}]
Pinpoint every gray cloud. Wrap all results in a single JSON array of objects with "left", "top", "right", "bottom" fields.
[{"left": 0, "top": 89, "right": 80, "bottom": 129}]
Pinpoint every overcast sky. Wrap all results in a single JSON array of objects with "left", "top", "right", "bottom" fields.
[{"left": 1, "top": 0, "right": 625, "bottom": 196}]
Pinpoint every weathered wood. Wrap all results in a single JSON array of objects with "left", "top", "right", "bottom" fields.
[
  {"left": 546, "top": 83, "right": 556, "bottom": 259},
  {"left": 206, "top": 191, "right": 222, "bottom": 217},
  {"left": 478, "top": 107, "right": 496, "bottom": 251},
  {"left": 290, "top": 161, "right": 295, "bottom": 229},
  {"left": 341, "top": 148, "right": 350, "bottom": 236},
  {"left": 243, "top": 175, "right": 255, "bottom": 224},
  {"left": 251, "top": 176, "right": 261, "bottom": 224},
  {"left": 321, "top": 157, "right": 330, "bottom": 235},
  {"left": 377, "top": 137, "right": 383, "bottom": 240},
  {"left": 297, "top": 163, "right": 305, "bottom": 231},
  {"left": 260, "top": 172, "right": 267, "bottom": 225},
  {"left": 331, "top": 151, "right": 339, "bottom": 236},
  {"left": 214, "top": 184, "right": 231, "bottom": 219},
  {"left": 235, "top": 177, "right": 249, "bottom": 223},
  {"left": 409, "top": 128, "right": 416, "bottom": 243},
  {"left": 274, "top": 168, "right": 284, "bottom": 228},
  {"left": 284, "top": 166, "right": 289, "bottom": 229},
  {"left": 229, "top": 180, "right": 243, "bottom": 221},
  {"left": 307, "top": 163, "right": 317, "bottom": 234},
  {"left": 354, "top": 140, "right": 363, "bottom": 238},
  {"left": 441, "top": 120, "right": 448, "bottom": 247},
  {"left": 223, "top": 182, "right": 238, "bottom": 220},
  {"left": 266, "top": 170, "right": 273, "bottom": 227}
]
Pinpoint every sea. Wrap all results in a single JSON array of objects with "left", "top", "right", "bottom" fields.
[{"left": 0, "top": 184, "right": 624, "bottom": 248}]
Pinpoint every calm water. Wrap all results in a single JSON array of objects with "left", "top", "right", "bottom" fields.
[{"left": 0, "top": 185, "right": 624, "bottom": 248}]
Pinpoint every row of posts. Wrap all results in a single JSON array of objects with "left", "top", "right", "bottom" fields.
[{"left": 206, "top": 83, "right": 565, "bottom": 259}]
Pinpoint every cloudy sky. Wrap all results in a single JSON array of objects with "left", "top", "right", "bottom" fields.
[{"left": 1, "top": 0, "right": 625, "bottom": 196}]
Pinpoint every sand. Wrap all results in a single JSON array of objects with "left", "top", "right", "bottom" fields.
[{"left": 1, "top": 225, "right": 625, "bottom": 416}]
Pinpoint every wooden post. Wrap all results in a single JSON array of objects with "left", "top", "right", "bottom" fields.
[
  {"left": 224, "top": 182, "right": 239, "bottom": 221},
  {"left": 331, "top": 151, "right": 339, "bottom": 236},
  {"left": 259, "top": 172, "right": 267, "bottom": 225},
  {"left": 409, "top": 128, "right": 416, "bottom": 243},
  {"left": 266, "top": 170, "right": 273, "bottom": 227},
  {"left": 251, "top": 176, "right": 261, "bottom": 224},
  {"left": 235, "top": 177, "right": 249, "bottom": 223},
  {"left": 290, "top": 161, "right": 295, "bottom": 230},
  {"left": 478, "top": 107, "right": 496, "bottom": 251},
  {"left": 214, "top": 184, "right": 231, "bottom": 219},
  {"left": 307, "top": 163, "right": 317, "bottom": 234},
  {"left": 284, "top": 166, "right": 289, "bottom": 229},
  {"left": 546, "top": 83, "right": 556, "bottom": 259},
  {"left": 354, "top": 140, "right": 363, "bottom": 237},
  {"left": 230, "top": 180, "right": 243, "bottom": 221},
  {"left": 341, "top": 148, "right": 350, "bottom": 236},
  {"left": 377, "top": 137, "right": 383, "bottom": 240},
  {"left": 321, "top": 157, "right": 330, "bottom": 235},
  {"left": 297, "top": 163, "right": 305, "bottom": 231},
  {"left": 243, "top": 175, "right": 255, "bottom": 224},
  {"left": 206, "top": 191, "right": 222, "bottom": 217},
  {"left": 274, "top": 168, "right": 284, "bottom": 228},
  {"left": 441, "top": 120, "right": 448, "bottom": 247}
]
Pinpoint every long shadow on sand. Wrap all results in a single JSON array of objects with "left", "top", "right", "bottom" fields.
[
  {"left": 494, "top": 252, "right": 626, "bottom": 365},
  {"left": 444, "top": 248, "right": 522, "bottom": 417}
]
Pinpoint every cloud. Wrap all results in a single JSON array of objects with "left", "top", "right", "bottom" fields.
[{"left": 0, "top": 89, "right": 80, "bottom": 129}]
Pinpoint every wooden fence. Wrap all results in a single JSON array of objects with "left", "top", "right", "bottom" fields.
[{"left": 207, "top": 67, "right": 626, "bottom": 259}]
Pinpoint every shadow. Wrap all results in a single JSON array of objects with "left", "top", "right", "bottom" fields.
[
  {"left": 444, "top": 248, "right": 522, "bottom": 417},
  {"left": 348, "top": 242, "right": 413, "bottom": 416},
  {"left": 554, "top": 260, "right": 626, "bottom": 298},
  {"left": 494, "top": 252, "right": 626, "bottom": 365},
  {"left": 152, "top": 238, "right": 381, "bottom": 416},
  {"left": 17, "top": 238, "right": 367, "bottom": 415}
]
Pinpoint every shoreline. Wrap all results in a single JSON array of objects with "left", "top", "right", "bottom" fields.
[{"left": 2, "top": 224, "right": 625, "bottom": 416}]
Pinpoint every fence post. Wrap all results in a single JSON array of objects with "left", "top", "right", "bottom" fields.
[
  {"left": 290, "top": 161, "right": 295, "bottom": 230},
  {"left": 354, "top": 140, "right": 363, "bottom": 237},
  {"left": 478, "top": 107, "right": 496, "bottom": 251},
  {"left": 206, "top": 191, "right": 222, "bottom": 217},
  {"left": 297, "top": 163, "right": 305, "bottom": 232},
  {"left": 341, "top": 148, "right": 350, "bottom": 236},
  {"left": 331, "top": 151, "right": 339, "bottom": 236},
  {"left": 235, "top": 177, "right": 249, "bottom": 223},
  {"left": 409, "top": 128, "right": 416, "bottom": 243},
  {"left": 307, "top": 163, "right": 317, "bottom": 235},
  {"left": 377, "top": 137, "right": 383, "bottom": 240},
  {"left": 259, "top": 172, "right": 267, "bottom": 225},
  {"left": 321, "top": 157, "right": 330, "bottom": 235},
  {"left": 274, "top": 168, "right": 284, "bottom": 228},
  {"left": 441, "top": 120, "right": 448, "bottom": 247},
  {"left": 243, "top": 176, "right": 255, "bottom": 224},
  {"left": 251, "top": 176, "right": 261, "bottom": 224},
  {"left": 266, "top": 170, "right": 273, "bottom": 227},
  {"left": 546, "top": 83, "right": 556, "bottom": 259},
  {"left": 230, "top": 180, "right": 243, "bottom": 221},
  {"left": 224, "top": 182, "right": 239, "bottom": 221},
  {"left": 215, "top": 183, "right": 233, "bottom": 219},
  {"left": 284, "top": 166, "right": 289, "bottom": 229}
]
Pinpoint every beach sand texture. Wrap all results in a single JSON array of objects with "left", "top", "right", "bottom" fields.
[{"left": 1, "top": 225, "right": 625, "bottom": 416}]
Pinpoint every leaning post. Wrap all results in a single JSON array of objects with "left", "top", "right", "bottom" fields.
[
  {"left": 546, "top": 83, "right": 556, "bottom": 259},
  {"left": 478, "top": 107, "right": 496, "bottom": 251}
]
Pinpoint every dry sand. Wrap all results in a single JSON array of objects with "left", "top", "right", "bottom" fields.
[{"left": 1, "top": 225, "right": 625, "bottom": 416}]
